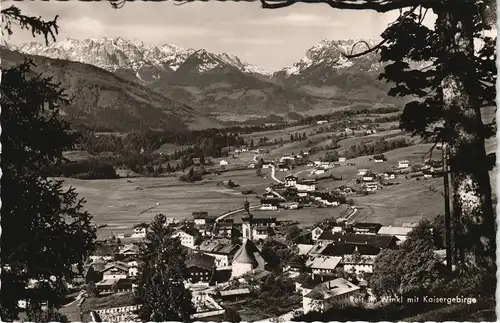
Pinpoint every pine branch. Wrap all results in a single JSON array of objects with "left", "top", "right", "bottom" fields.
[{"left": 1, "top": 6, "right": 59, "bottom": 45}]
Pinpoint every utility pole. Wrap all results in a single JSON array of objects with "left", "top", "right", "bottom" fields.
[{"left": 442, "top": 143, "right": 453, "bottom": 274}]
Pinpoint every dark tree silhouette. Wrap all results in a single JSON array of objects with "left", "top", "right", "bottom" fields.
[
  {"left": 135, "top": 214, "right": 195, "bottom": 322},
  {"left": 1, "top": 6, "right": 96, "bottom": 320}
]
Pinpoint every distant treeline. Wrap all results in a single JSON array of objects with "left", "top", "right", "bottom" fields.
[
  {"left": 42, "top": 157, "right": 119, "bottom": 179},
  {"left": 321, "top": 138, "right": 412, "bottom": 161}
]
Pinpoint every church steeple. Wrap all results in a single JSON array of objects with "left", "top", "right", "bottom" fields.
[{"left": 242, "top": 197, "right": 253, "bottom": 240}]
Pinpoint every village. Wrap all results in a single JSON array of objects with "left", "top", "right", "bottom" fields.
[{"left": 50, "top": 144, "right": 452, "bottom": 322}]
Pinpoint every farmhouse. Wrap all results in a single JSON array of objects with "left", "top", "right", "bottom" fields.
[
  {"left": 305, "top": 255, "right": 342, "bottom": 276},
  {"left": 219, "top": 160, "right": 229, "bottom": 166},
  {"left": 296, "top": 180, "right": 316, "bottom": 192},
  {"left": 342, "top": 254, "right": 377, "bottom": 275},
  {"left": 277, "top": 164, "right": 291, "bottom": 171},
  {"left": 217, "top": 288, "right": 251, "bottom": 303},
  {"left": 198, "top": 239, "right": 239, "bottom": 269},
  {"left": 96, "top": 278, "right": 134, "bottom": 294},
  {"left": 132, "top": 223, "right": 148, "bottom": 238},
  {"left": 252, "top": 226, "right": 275, "bottom": 241},
  {"left": 364, "top": 182, "right": 379, "bottom": 192},
  {"left": 100, "top": 262, "right": 129, "bottom": 280},
  {"left": 172, "top": 228, "right": 201, "bottom": 249},
  {"left": 357, "top": 169, "right": 369, "bottom": 176},
  {"left": 373, "top": 154, "right": 386, "bottom": 163},
  {"left": 317, "top": 120, "right": 328, "bottom": 125},
  {"left": 377, "top": 226, "right": 413, "bottom": 244},
  {"left": 185, "top": 253, "right": 216, "bottom": 285},
  {"left": 285, "top": 175, "right": 298, "bottom": 187},
  {"left": 260, "top": 204, "right": 278, "bottom": 211},
  {"left": 397, "top": 160, "right": 410, "bottom": 169},
  {"left": 302, "top": 278, "right": 360, "bottom": 314},
  {"left": 280, "top": 154, "right": 295, "bottom": 163},
  {"left": 118, "top": 244, "right": 139, "bottom": 257},
  {"left": 192, "top": 212, "right": 216, "bottom": 226},
  {"left": 361, "top": 173, "right": 377, "bottom": 182},
  {"left": 382, "top": 172, "right": 396, "bottom": 180},
  {"left": 338, "top": 157, "right": 346, "bottom": 162}
]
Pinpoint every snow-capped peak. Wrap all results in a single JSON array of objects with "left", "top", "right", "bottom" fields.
[{"left": 281, "top": 38, "right": 381, "bottom": 76}]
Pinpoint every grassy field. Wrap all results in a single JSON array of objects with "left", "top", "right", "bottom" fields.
[{"left": 61, "top": 170, "right": 269, "bottom": 239}]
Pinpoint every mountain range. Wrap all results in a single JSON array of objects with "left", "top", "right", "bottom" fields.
[{"left": 6, "top": 37, "right": 395, "bottom": 130}]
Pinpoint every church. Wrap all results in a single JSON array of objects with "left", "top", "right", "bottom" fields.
[{"left": 230, "top": 200, "right": 267, "bottom": 278}]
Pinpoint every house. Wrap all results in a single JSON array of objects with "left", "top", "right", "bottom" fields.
[
  {"left": 100, "top": 262, "right": 129, "bottom": 280},
  {"left": 248, "top": 163, "right": 256, "bottom": 169},
  {"left": 231, "top": 239, "right": 266, "bottom": 278},
  {"left": 297, "top": 244, "right": 316, "bottom": 256},
  {"left": 302, "top": 278, "right": 360, "bottom": 314},
  {"left": 198, "top": 239, "right": 239, "bottom": 269},
  {"left": 306, "top": 255, "right": 343, "bottom": 276},
  {"left": 311, "top": 227, "right": 324, "bottom": 241},
  {"left": 373, "top": 155, "right": 386, "bottom": 163},
  {"left": 185, "top": 253, "right": 216, "bottom": 285},
  {"left": 96, "top": 278, "right": 134, "bottom": 294},
  {"left": 338, "top": 157, "right": 346, "bottom": 162},
  {"left": 341, "top": 254, "right": 377, "bottom": 275},
  {"left": 132, "top": 223, "right": 148, "bottom": 238},
  {"left": 317, "top": 232, "right": 399, "bottom": 249},
  {"left": 397, "top": 160, "right": 410, "bottom": 169},
  {"left": 260, "top": 204, "right": 278, "bottom": 211},
  {"left": 314, "top": 169, "right": 325, "bottom": 175},
  {"left": 317, "top": 120, "right": 328, "bottom": 125},
  {"left": 280, "top": 155, "right": 295, "bottom": 163},
  {"left": 252, "top": 226, "right": 275, "bottom": 241},
  {"left": 212, "top": 220, "right": 234, "bottom": 238},
  {"left": 126, "top": 260, "right": 139, "bottom": 277},
  {"left": 377, "top": 226, "right": 413, "bottom": 244},
  {"left": 296, "top": 180, "right": 316, "bottom": 192},
  {"left": 361, "top": 173, "right": 377, "bottom": 182},
  {"left": 218, "top": 288, "right": 251, "bottom": 303},
  {"left": 118, "top": 244, "right": 139, "bottom": 257},
  {"left": 262, "top": 163, "right": 272, "bottom": 169},
  {"left": 172, "top": 228, "right": 201, "bottom": 249},
  {"left": 357, "top": 169, "right": 369, "bottom": 176},
  {"left": 345, "top": 128, "right": 354, "bottom": 135},
  {"left": 364, "top": 182, "right": 379, "bottom": 192},
  {"left": 220, "top": 160, "right": 229, "bottom": 166},
  {"left": 192, "top": 212, "right": 216, "bottom": 226},
  {"left": 382, "top": 172, "right": 396, "bottom": 180},
  {"left": 277, "top": 164, "right": 291, "bottom": 171},
  {"left": 285, "top": 175, "right": 298, "bottom": 187}
]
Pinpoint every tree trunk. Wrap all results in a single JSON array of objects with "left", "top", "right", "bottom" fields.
[{"left": 436, "top": 1, "right": 496, "bottom": 273}]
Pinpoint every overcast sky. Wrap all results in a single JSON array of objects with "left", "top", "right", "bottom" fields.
[{"left": 5, "top": 0, "right": 436, "bottom": 70}]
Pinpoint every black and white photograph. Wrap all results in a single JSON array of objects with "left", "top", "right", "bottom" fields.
[{"left": 0, "top": 0, "right": 497, "bottom": 321}]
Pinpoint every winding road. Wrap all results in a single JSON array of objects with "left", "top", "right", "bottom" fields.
[{"left": 215, "top": 205, "right": 260, "bottom": 222}]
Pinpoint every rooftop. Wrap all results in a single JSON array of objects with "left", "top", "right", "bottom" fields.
[
  {"left": 305, "top": 255, "right": 342, "bottom": 270},
  {"left": 185, "top": 252, "right": 215, "bottom": 270},
  {"left": 377, "top": 226, "right": 413, "bottom": 236},
  {"left": 233, "top": 239, "right": 265, "bottom": 267},
  {"left": 317, "top": 233, "right": 398, "bottom": 249},
  {"left": 304, "top": 278, "right": 360, "bottom": 300}
]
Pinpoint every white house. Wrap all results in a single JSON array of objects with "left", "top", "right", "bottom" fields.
[
  {"left": 262, "top": 164, "right": 272, "bottom": 169},
  {"left": 260, "top": 204, "right": 278, "bottom": 211},
  {"left": 317, "top": 120, "right": 328, "bottom": 125},
  {"left": 314, "top": 169, "right": 325, "bottom": 175},
  {"left": 357, "top": 169, "right": 369, "bottom": 176},
  {"left": 172, "top": 229, "right": 200, "bottom": 249},
  {"left": 364, "top": 182, "right": 379, "bottom": 192},
  {"left": 306, "top": 255, "right": 342, "bottom": 276},
  {"left": 342, "top": 254, "right": 377, "bottom": 275},
  {"left": 127, "top": 261, "right": 139, "bottom": 277},
  {"left": 220, "top": 160, "right": 229, "bottom": 166},
  {"left": 382, "top": 172, "right": 396, "bottom": 180},
  {"left": 295, "top": 180, "right": 316, "bottom": 192},
  {"left": 311, "top": 227, "right": 324, "bottom": 241},
  {"left": 132, "top": 225, "right": 147, "bottom": 239},
  {"left": 285, "top": 175, "right": 298, "bottom": 187},
  {"left": 280, "top": 155, "right": 295, "bottom": 163},
  {"left": 338, "top": 157, "right": 346, "bottom": 162},
  {"left": 397, "top": 160, "right": 410, "bottom": 169},
  {"left": 362, "top": 174, "right": 377, "bottom": 182},
  {"left": 302, "top": 278, "right": 360, "bottom": 314}
]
